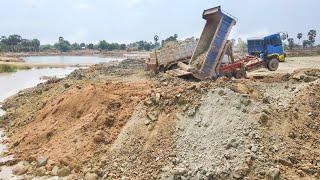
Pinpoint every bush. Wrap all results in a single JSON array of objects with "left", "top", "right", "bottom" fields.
[
  {"left": 0, "top": 64, "right": 31, "bottom": 73},
  {"left": 0, "top": 64, "right": 18, "bottom": 73}
]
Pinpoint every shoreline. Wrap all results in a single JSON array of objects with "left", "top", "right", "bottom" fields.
[{"left": 0, "top": 50, "right": 149, "bottom": 62}]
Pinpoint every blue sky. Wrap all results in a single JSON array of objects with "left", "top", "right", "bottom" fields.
[{"left": 0, "top": 0, "right": 319, "bottom": 44}]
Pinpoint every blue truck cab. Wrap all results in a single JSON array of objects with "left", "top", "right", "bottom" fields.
[{"left": 247, "top": 33, "right": 286, "bottom": 62}]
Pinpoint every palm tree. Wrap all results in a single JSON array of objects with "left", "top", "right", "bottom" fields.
[
  {"left": 7, "top": 34, "right": 22, "bottom": 52},
  {"left": 308, "top": 30, "right": 317, "bottom": 46},
  {"left": 288, "top": 38, "right": 294, "bottom": 50},
  {"left": 297, "top": 33, "right": 303, "bottom": 45},
  {"left": 31, "top": 39, "right": 40, "bottom": 51}
]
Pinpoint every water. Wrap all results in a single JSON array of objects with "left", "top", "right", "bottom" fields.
[
  {"left": 0, "top": 68, "right": 76, "bottom": 102},
  {"left": 23, "top": 56, "right": 124, "bottom": 65},
  {"left": 0, "top": 55, "right": 123, "bottom": 178},
  {"left": 0, "top": 67, "right": 77, "bottom": 178}
]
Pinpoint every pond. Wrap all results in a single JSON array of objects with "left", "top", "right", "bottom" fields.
[
  {"left": 0, "top": 67, "right": 76, "bottom": 103},
  {"left": 23, "top": 56, "right": 125, "bottom": 65}
]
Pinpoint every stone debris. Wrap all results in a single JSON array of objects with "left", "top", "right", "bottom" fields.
[{"left": 1, "top": 60, "right": 319, "bottom": 179}]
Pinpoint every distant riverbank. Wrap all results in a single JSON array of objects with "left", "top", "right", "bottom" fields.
[
  {"left": 0, "top": 50, "right": 149, "bottom": 62},
  {"left": 0, "top": 50, "right": 149, "bottom": 73}
]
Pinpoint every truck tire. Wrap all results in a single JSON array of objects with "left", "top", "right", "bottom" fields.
[
  {"left": 267, "top": 58, "right": 279, "bottom": 71},
  {"left": 234, "top": 70, "right": 247, "bottom": 79}
]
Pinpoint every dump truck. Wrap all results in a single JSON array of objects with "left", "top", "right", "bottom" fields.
[
  {"left": 247, "top": 33, "right": 286, "bottom": 62},
  {"left": 146, "top": 6, "right": 280, "bottom": 80}
]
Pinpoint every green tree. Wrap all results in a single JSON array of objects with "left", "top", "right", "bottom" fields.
[
  {"left": 108, "top": 43, "right": 120, "bottom": 51},
  {"left": 19, "top": 39, "right": 31, "bottom": 51},
  {"left": 54, "top": 37, "right": 71, "bottom": 52},
  {"left": 40, "top": 44, "right": 54, "bottom": 51},
  {"left": 297, "top": 33, "right": 303, "bottom": 45},
  {"left": 71, "top": 43, "right": 81, "bottom": 50},
  {"left": 87, "top": 43, "right": 94, "bottom": 49},
  {"left": 80, "top": 43, "right": 86, "bottom": 49},
  {"left": 162, "top": 34, "right": 178, "bottom": 46},
  {"left": 98, "top": 40, "right": 109, "bottom": 50},
  {"left": 288, "top": 38, "right": 294, "bottom": 50},
  {"left": 308, "top": 29, "right": 317, "bottom": 46},
  {"left": 7, "top": 34, "right": 22, "bottom": 52},
  {"left": 120, "top": 44, "right": 127, "bottom": 50},
  {"left": 237, "top": 38, "right": 247, "bottom": 55},
  {"left": 31, "top": 39, "right": 40, "bottom": 51}
]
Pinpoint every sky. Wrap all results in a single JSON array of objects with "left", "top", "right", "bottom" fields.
[{"left": 0, "top": 0, "right": 319, "bottom": 44}]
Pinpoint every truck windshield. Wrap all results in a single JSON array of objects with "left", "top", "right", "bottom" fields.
[{"left": 270, "top": 37, "right": 282, "bottom": 46}]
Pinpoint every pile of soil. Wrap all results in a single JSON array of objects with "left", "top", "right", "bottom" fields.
[
  {"left": 7, "top": 82, "right": 150, "bottom": 170},
  {"left": 0, "top": 58, "right": 319, "bottom": 179}
]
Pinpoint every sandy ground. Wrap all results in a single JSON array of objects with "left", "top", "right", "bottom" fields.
[
  {"left": 250, "top": 56, "right": 320, "bottom": 76},
  {"left": 0, "top": 57, "right": 319, "bottom": 179},
  {"left": 0, "top": 62, "right": 84, "bottom": 69}
]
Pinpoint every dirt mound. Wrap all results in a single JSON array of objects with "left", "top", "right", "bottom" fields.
[
  {"left": 6, "top": 82, "right": 151, "bottom": 171},
  {"left": 256, "top": 79, "right": 320, "bottom": 179},
  {"left": 1, "top": 56, "right": 320, "bottom": 179}
]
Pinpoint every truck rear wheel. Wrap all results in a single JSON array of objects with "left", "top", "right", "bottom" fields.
[{"left": 267, "top": 58, "right": 279, "bottom": 71}]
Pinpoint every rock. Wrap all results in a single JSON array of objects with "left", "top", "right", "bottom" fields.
[
  {"left": 64, "top": 83, "right": 71, "bottom": 89},
  {"left": 288, "top": 131, "right": 297, "bottom": 139},
  {"left": 187, "top": 107, "right": 197, "bottom": 117},
  {"left": 52, "top": 166, "right": 59, "bottom": 176},
  {"left": 144, "top": 119, "right": 151, "bottom": 126},
  {"left": 36, "top": 156, "right": 48, "bottom": 167},
  {"left": 263, "top": 97, "right": 270, "bottom": 104},
  {"left": 144, "top": 100, "right": 153, "bottom": 106},
  {"left": 147, "top": 112, "right": 158, "bottom": 122},
  {"left": 240, "top": 98, "right": 251, "bottom": 106},
  {"left": 58, "top": 166, "right": 71, "bottom": 177},
  {"left": 12, "top": 161, "right": 29, "bottom": 175},
  {"left": 278, "top": 158, "right": 292, "bottom": 166},
  {"left": 232, "top": 164, "right": 250, "bottom": 179},
  {"left": 93, "top": 131, "right": 106, "bottom": 144},
  {"left": 218, "top": 90, "right": 226, "bottom": 96},
  {"left": 172, "top": 167, "right": 188, "bottom": 176},
  {"left": 226, "top": 139, "right": 238, "bottom": 149},
  {"left": 259, "top": 113, "right": 269, "bottom": 125},
  {"left": 62, "top": 174, "right": 79, "bottom": 180},
  {"left": 267, "top": 168, "right": 280, "bottom": 180},
  {"left": 282, "top": 73, "right": 291, "bottom": 81},
  {"left": 300, "top": 166, "right": 318, "bottom": 175},
  {"left": 155, "top": 93, "right": 161, "bottom": 103},
  {"left": 76, "top": 85, "right": 82, "bottom": 89},
  {"left": 35, "top": 166, "right": 47, "bottom": 176},
  {"left": 250, "top": 144, "right": 259, "bottom": 153},
  {"left": 52, "top": 166, "right": 71, "bottom": 177},
  {"left": 85, "top": 172, "right": 99, "bottom": 180}
]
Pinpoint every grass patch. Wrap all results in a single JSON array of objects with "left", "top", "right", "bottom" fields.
[{"left": 0, "top": 64, "right": 31, "bottom": 73}]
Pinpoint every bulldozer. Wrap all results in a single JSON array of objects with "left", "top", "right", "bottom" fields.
[{"left": 146, "top": 6, "right": 280, "bottom": 80}]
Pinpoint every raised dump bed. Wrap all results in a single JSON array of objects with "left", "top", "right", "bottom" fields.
[
  {"left": 149, "top": 38, "right": 197, "bottom": 71},
  {"left": 190, "top": 6, "right": 237, "bottom": 79}
]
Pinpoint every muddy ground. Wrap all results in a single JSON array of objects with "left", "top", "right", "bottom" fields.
[{"left": 0, "top": 57, "right": 320, "bottom": 179}]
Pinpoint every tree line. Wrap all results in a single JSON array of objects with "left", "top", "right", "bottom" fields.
[
  {"left": 287, "top": 29, "right": 317, "bottom": 50},
  {"left": 0, "top": 35, "right": 40, "bottom": 52},
  {"left": 0, "top": 34, "right": 179, "bottom": 53}
]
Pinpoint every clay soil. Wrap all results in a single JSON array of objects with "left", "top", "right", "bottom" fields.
[{"left": 0, "top": 57, "right": 320, "bottom": 179}]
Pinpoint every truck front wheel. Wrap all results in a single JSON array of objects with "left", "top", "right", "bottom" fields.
[{"left": 267, "top": 58, "right": 279, "bottom": 71}]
